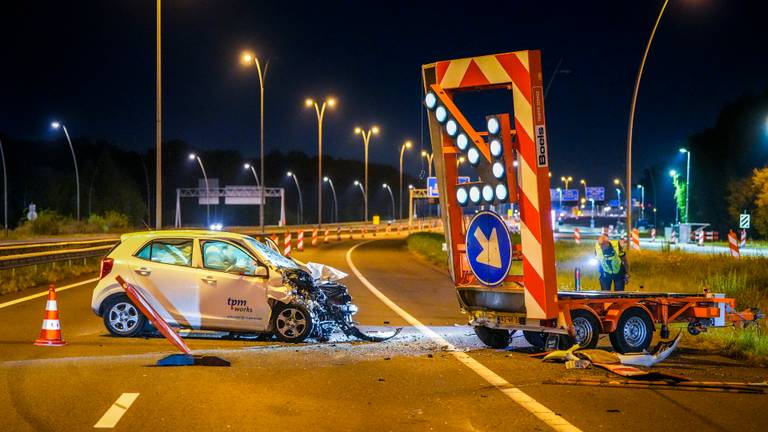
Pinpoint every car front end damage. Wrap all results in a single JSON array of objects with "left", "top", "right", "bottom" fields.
[{"left": 280, "top": 268, "right": 401, "bottom": 342}]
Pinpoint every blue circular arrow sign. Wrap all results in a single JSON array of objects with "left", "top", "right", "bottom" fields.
[{"left": 465, "top": 210, "right": 512, "bottom": 286}]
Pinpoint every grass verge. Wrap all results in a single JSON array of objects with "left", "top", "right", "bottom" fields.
[{"left": 405, "top": 232, "right": 768, "bottom": 364}]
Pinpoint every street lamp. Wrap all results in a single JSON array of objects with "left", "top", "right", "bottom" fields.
[
  {"left": 243, "top": 163, "right": 260, "bottom": 186},
  {"left": 626, "top": 0, "right": 670, "bottom": 238},
  {"left": 589, "top": 198, "right": 595, "bottom": 228},
  {"left": 287, "top": 171, "right": 303, "bottom": 225},
  {"left": 399, "top": 140, "right": 412, "bottom": 220},
  {"left": 679, "top": 148, "right": 691, "bottom": 223},
  {"left": 51, "top": 121, "right": 81, "bottom": 220},
  {"left": 382, "top": 183, "right": 395, "bottom": 220},
  {"left": 189, "top": 153, "right": 210, "bottom": 225},
  {"left": 457, "top": 156, "right": 466, "bottom": 168},
  {"left": 354, "top": 125, "right": 379, "bottom": 222},
  {"left": 323, "top": 176, "right": 338, "bottom": 223},
  {"left": 241, "top": 50, "right": 269, "bottom": 233},
  {"left": 353, "top": 180, "right": 367, "bottom": 221},
  {"left": 616, "top": 188, "right": 622, "bottom": 203},
  {"left": 421, "top": 150, "right": 435, "bottom": 177},
  {"left": 669, "top": 169, "right": 679, "bottom": 224},
  {"left": 637, "top": 184, "right": 645, "bottom": 221},
  {"left": 556, "top": 187, "right": 563, "bottom": 214},
  {"left": 579, "top": 179, "right": 588, "bottom": 199},
  {"left": 560, "top": 175, "right": 573, "bottom": 189},
  {"left": 306, "top": 97, "right": 336, "bottom": 227}
]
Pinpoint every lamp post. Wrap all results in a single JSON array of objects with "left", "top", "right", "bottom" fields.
[
  {"left": 306, "top": 97, "right": 336, "bottom": 227},
  {"left": 244, "top": 163, "right": 262, "bottom": 224},
  {"left": 637, "top": 184, "right": 645, "bottom": 221},
  {"left": 188, "top": 153, "right": 210, "bottom": 225},
  {"left": 679, "top": 148, "right": 691, "bottom": 223},
  {"left": 354, "top": 125, "right": 379, "bottom": 222},
  {"left": 244, "top": 163, "right": 260, "bottom": 187},
  {"left": 399, "top": 140, "right": 412, "bottom": 220},
  {"left": 626, "top": 0, "right": 670, "bottom": 238},
  {"left": 579, "top": 179, "right": 588, "bottom": 200},
  {"left": 383, "top": 183, "right": 395, "bottom": 220},
  {"left": 560, "top": 176, "right": 573, "bottom": 190},
  {"left": 669, "top": 169, "right": 679, "bottom": 224},
  {"left": 353, "top": 180, "right": 366, "bottom": 221},
  {"left": 556, "top": 187, "right": 563, "bottom": 215},
  {"left": 155, "top": 0, "right": 162, "bottom": 229},
  {"left": 421, "top": 150, "right": 435, "bottom": 177},
  {"left": 241, "top": 50, "right": 269, "bottom": 233},
  {"left": 287, "top": 171, "right": 303, "bottom": 225},
  {"left": 323, "top": 176, "right": 338, "bottom": 223},
  {"left": 589, "top": 198, "right": 595, "bottom": 228},
  {"left": 51, "top": 121, "right": 80, "bottom": 220}
]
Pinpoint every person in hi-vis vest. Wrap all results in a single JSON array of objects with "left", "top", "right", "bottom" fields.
[{"left": 595, "top": 235, "right": 629, "bottom": 291}]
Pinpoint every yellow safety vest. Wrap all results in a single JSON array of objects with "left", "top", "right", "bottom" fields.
[{"left": 595, "top": 240, "right": 624, "bottom": 275}]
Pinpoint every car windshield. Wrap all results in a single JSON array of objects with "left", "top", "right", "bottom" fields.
[{"left": 244, "top": 236, "right": 298, "bottom": 269}]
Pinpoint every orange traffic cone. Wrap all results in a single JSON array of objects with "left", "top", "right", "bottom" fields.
[{"left": 34, "top": 284, "right": 66, "bottom": 346}]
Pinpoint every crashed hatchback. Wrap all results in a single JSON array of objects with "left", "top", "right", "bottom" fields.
[{"left": 92, "top": 230, "right": 396, "bottom": 343}]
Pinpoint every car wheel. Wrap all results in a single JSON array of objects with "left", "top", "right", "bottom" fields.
[
  {"left": 523, "top": 331, "right": 546, "bottom": 349},
  {"left": 609, "top": 307, "right": 654, "bottom": 354},
  {"left": 272, "top": 303, "right": 313, "bottom": 343},
  {"left": 571, "top": 309, "right": 601, "bottom": 349},
  {"left": 473, "top": 326, "right": 510, "bottom": 349},
  {"left": 103, "top": 295, "right": 146, "bottom": 337}
]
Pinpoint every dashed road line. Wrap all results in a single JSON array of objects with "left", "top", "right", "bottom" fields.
[
  {"left": 94, "top": 393, "right": 139, "bottom": 428},
  {"left": 345, "top": 241, "right": 582, "bottom": 432},
  {"left": 0, "top": 277, "right": 99, "bottom": 309}
]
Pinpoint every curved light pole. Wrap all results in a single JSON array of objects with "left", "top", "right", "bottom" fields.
[
  {"left": 626, "top": 0, "right": 670, "bottom": 237},
  {"left": 353, "top": 180, "right": 366, "bottom": 221},
  {"left": 637, "top": 184, "right": 646, "bottom": 221},
  {"left": 287, "top": 171, "right": 303, "bottom": 225},
  {"left": 456, "top": 156, "right": 466, "bottom": 168},
  {"left": 51, "top": 121, "right": 80, "bottom": 220},
  {"left": 244, "top": 163, "right": 260, "bottom": 187},
  {"left": 560, "top": 175, "right": 573, "bottom": 190},
  {"left": 354, "top": 125, "right": 379, "bottom": 222},
  {"left": 679, "top": 148, "right": 691, "bottom": 223},
  {"left": 306, "top": 97, "right": 336, "bottom": 227},
  {"left": 421, "top": 150, "right": 434, "bottom": 177},
  {"left": 382, "top": 183, "right": 395, "bottom": 220},
  {"left": 189, "top": 153, "right": 210, "bottom": 225},
  {"left": 579, "top": 179, "right": 588, "bottom": 200},
  {"left": 241, "top": 50, "right": 269, "bottom": 233},
  {"left": 399, "top": 140, "right": 412, "bottom": 219},
  {"left": 323, "top": 176, "right": 338, "bottom": 223}
]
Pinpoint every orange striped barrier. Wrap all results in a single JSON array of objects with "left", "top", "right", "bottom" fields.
[
  {"left": 574, "top": 228, "right": 581, "bottom": 245},
  {"left": 296, "top": 230, "right": 304, "bottom": 251},
  {"left": 283, "top": 232, "right": 292, "bottom": 256},
  {"left": 311, "top": 229, "right": 318, "bottom": 246},
  {"left": 728, "top": 230, "right": 740, "bottom": 258},
  {"left": 631, "top": 228, "right": 640, "bottom": 251}
]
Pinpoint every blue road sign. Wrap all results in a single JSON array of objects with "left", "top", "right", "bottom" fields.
[
  {"left": 549, "top": 188, "right": 579, "bottom": 202},
  {"left": 427, "top": 177, "right": 439, "bottom": 197},
  {"left": 466, "top": 211, "right": 512, "bottom": 286},
  {"left": 585, "top": 187, "right": 605, "bottom": 201}
]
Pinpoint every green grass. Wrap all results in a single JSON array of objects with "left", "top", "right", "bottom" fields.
[
  {"left": 0, "top": 257, "right": 101, "bottom": 296},
  {"left": 406, "top": 232, "right": 768, "bottom": 363}
]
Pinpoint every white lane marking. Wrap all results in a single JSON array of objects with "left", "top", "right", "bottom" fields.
[
  {"left": 94, "top": 393, "right": 139, "bottom": 428},
  {"left": 345, "top": 241, "right": 582, "bottom": 432},
  {"left": 0, "top": 277, "right": 99, "bottom": 309}
]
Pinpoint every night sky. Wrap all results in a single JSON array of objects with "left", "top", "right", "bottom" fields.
[{"left": 2, "top": 1, "right": 767, "bottom": 199}]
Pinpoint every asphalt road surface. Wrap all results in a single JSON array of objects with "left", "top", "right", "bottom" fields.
[{"left": 0, "top": 234, "right": 765, "bottom": 431}]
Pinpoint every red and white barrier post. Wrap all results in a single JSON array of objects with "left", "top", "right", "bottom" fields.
[
  {"left": 650, "top": 228, "right": 656, "bottom": 242},
  {"left": 670, "top": 230, "right": 677, "bottom": 244},
  {"left": 283, "top": 232, "right": 292, "bottom": 256},
  {"left": 728, "top": 229, "right": 740, "bottom": 258},
  {"left": 573, "top": 228, "right": 581, "bottom": 245},
  {"left": 697, "top": 229, "right": 704, "bottom": 247},
  {"left": 740, "top": 229, "right": 747, "bottom": 248},
  {"left": 311, "top": 229, "right": 318, "bottom": 246},
  {"left": 296, "top": 230, "right": 304, "bottom": 252},
  {"left": 630, "top": 228, "right": 640, "bottom": 251},
  {"left": 324, "top": 229, "right": 330, "bottom": 243},
  {"left": 336, "top": 226, "right": 341, "bottom": 241}
]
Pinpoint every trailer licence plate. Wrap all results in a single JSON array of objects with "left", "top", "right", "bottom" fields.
[{"left": 497, "top": 315, "right": 517, "bottom": 325}]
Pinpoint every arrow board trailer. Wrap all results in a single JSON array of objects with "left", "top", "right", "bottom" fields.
[{"left": 421, "top": 51, "right": 760, "bottom": 353}]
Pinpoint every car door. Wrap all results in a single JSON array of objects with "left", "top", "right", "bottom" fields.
[
  {"left": 196, "top": 239, "right": 271, "bottom": 331},
  {"left": 130, "top": 238, "right": 203, "bottom": 329}
]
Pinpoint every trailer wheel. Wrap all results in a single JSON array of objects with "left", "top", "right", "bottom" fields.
[
  {"left": 474, "top": 326, "right": 510, "bottom": 349},
  {"left": 609, "top": 308, "right": 654, "bottom": 354},
  {"left": 523, "top": 331, "right": 546, "bottom": 349},
  {"left": 571, "top": 310, "right": 600, "bottom": 349}
]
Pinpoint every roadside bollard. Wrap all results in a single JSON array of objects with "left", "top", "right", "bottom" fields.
[
  {"left": 574, "top": 228, "right": 581, "bottom": 245},
  {"left": 574, "top": 268, "right": 581, "bottom": 292},
  {"left": 311, "top": 229, "right": 318, "bottom": 246},
  {"left": 297, "top": 230, "right": 304, "bottom": 252}
]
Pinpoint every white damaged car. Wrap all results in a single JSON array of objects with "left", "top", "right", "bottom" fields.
[{"left": 92, "top": 230, "right": 398, "bottom": 343}]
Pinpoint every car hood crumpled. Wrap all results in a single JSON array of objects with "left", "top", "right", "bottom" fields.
[{"left": 305, "top": 262, "right": 348, "bottom": 283}]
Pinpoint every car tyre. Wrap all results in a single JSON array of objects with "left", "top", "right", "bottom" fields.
[
  {"left": 523, "top": 331, "right": 547, "bottom": 349},
  {"left": 272, "top": 303, "right": 313, "bottom": 343},
  {"left": 473, "top": 326, "right": 510, "bottom": 349},
  {"left": 609, "top": 307, "right": 654, "bottom": 354},
  {"left": 571, "top": 309, "right": 601, "bottom": 349},
  {"left": 103, "top": 295, "right": 146, "bottom": 337}
]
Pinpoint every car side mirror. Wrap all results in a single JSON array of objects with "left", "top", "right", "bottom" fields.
[{"left": 253, "top": 266, "right": 268, "bottom": 278}]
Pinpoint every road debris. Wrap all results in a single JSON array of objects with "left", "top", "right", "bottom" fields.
[
  {"left": 547, "top": 378, "right": 766, "bottom": 394},
  {"left": 616, "top": 332, "right": 682, "bottom": 367}
]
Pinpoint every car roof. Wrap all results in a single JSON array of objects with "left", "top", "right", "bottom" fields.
[{"left": 119, "top": 230, "right": 251, "bottom": 243}]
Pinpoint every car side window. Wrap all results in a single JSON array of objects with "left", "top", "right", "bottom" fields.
[
  {"left": 135, "top": 239, "right": 193, "bottom": 267},
  {"left": 202, "top": 240, "right": 257, "bottom": 275}
]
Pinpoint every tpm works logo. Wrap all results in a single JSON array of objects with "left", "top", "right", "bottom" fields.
[{"left": 227, "top": 297, "right": 253, "bottom": 313}]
